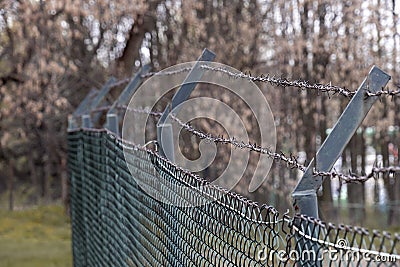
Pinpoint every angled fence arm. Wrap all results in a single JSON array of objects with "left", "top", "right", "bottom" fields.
[
  {"left": 68, "top": 88, "right": 98, "bottom": 130},
  {"left": 106, "top": 65, "right": 151, "bottom": 136},
  {"left": 82, "top": 77, "right": 116, "bottom": 127},
  {"left": 292, "top": 66, "right": 391, "bottom": 216},
  {"left": 291, "top": 66, "right": 390, "bottom": 266},
  {"left": 74, "top": 88, "right": 98, "bottom": 117},
  {"left": 157, "top": 48, "right": 216, "bottom": 161}
]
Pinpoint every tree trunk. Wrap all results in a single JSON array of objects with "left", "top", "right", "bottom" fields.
[
  {"left": 117, "top": 1, "right": 161, "bottom": 76},
  {"left": 318, "top": 96, "right": 334, "bottom": 221},
  {"left": 380, "top": 131, "right": 392, "bottom": 226},
  {"left": 347, "top": 133, "right": 365, "bottom": 225},
  {"left": 391, "top": 0, "right": 400, "bottom": 227},
  {"left": 28, "top": 151, "right": 39, "bottom": 204},
  {"left": 61, "top": 157, "right": 70, "bottom": 216},
  {"left": 8, "top": 160, "right": 14, "bottom": 211}
]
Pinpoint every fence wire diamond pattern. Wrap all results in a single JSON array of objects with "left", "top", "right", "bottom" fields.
[{"left": 67, "top": 129, "right": 399, "bottom": 267}]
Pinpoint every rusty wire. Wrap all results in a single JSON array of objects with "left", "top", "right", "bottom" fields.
[
  {"left": 117, "top": 106, "right": 400, "bottom": 184},
  {"left": 137, "top": 65, "right": 400, "bottom": 99},
  {"left": 199, "top": 65, "right": 355, "bottom": 98}
]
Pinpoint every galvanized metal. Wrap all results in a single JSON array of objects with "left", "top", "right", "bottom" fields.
[
  {"left": 81, "top": 114, "right": 92, "bottom": 128},
  {"left": 68, "top": 88, "right": 98, "bottom": 130},
  {"left": 89, "top": 77, "right": 117, "bottom": 111},
  {"left": 107, "top": 65, "right": 151, "bottom": 116},
  {"left": 83, "top": 77, "right": 116, "bottom": 127},
  {"left": 105, "top": 113, "right": 119, "bottom": 135},
  {"left": 292, "top": 66, "right": 391, "bottom": 267},
  {"left": 106, "top": 65, "right": 151, "bottom": 135},
  {"left": 158, "top": 49, "right": 216, "bottom": 124},
  {"left": 292, "top": 66, "right": 391, "bottom": 211},
  {"left": 67, "top": 129, "right": 400, "bottom": 267},
  {"left": 157, "top": 49, "right": 216, "bottom": 160},
  {"left": 74, "top": 88, "right": 99, "bottom": 117}
]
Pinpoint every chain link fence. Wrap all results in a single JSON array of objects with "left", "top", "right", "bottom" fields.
[{"left": 68, "top": 129, "right": 399, "bottom": 266}]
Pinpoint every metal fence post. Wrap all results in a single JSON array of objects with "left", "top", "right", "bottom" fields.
[
  {"left": 82, "top": 115, "right": 92, "bottom": 128},
  {"left": 68, "top": 88, "right": 98, "bottom": 130},
  {"left": 291, "top": 66, "right": 390, "bottom": 266},
  {"left": 157, "top": 48, "right": 216, "bottom": 161},
  {"left": 82, "top": 77, "right": 116, "bottom": 128},
  {"left": 106, "top": 65, "right": 151, "bottom": 136}
]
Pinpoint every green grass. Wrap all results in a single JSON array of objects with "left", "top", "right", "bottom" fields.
[{"left": 0, "top": 205, "right": 72, "bottom": 267}]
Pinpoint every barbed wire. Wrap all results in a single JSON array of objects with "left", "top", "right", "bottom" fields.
[
  {"left": 200, "top": 65, "right": 400, "bottom": 99},
  {"left": 117, "top": 105, "right": 306, "bottom": 171},
  {"left": 81, "top": 104, "right": 400, "bottom": 183},
  {"left": 168, "top": 113, "right": 307, "bottom": 171},
  {"left": 140, "top": 67, "right": 193, "bottom": 78},
  {"left": 139, "top": 65, "right": 355, "bottom": 98},
  {"left": 109, "top": 77, "right": 131, "bottom": 88},
  {"left": 136, "top": 64, "right": 400, "bottom": 99},
  {"left": 199, "top": 65, "right": 356, "bottom": 98},
  {"left": 365, "top": 89, "right": 400, "bottom": 97},
  {"left": 94, "top": 67, "right": 194, "bottom": 90},
  {"left": 119, "top": 106, "right": 400, "bottom": 184},
  {"left": 314, "top": 166, "right": 400, "bottom": 184}
]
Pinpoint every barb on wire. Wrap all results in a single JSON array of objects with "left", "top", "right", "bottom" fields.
[
  {"left": 170, "top": 112, "right": 400, "bottom": 183},
  {"left": 171, "top": 114, "right": 306, "bottom": 171},
  {"left": 120, "top": 105, "right": 306, "bottom": 171},
  {"left": 313, "top": 166, "right": 400, "bottom": 184},
  {"left": 135, "top": 64, "right": 356, "bottom": 98},
  {"left": 199, "top": 65, "right": 355, "bottom": 98},
  {"left": 120, "top": 106, "right": 400, "bottom": 184},
  {"left": 116, "top": 64, "right": 400, "bottom": 100},
  {"left": 365, "top": 88, "right": 400, "bottom": 97},
  {"left": 107, "top": 63, "right": 400, "bottom": 101},
  {"left": 140, "top": 67, "right": 193, "bottom": 78},
  {"left": 199, "top": 65, "right": 400, "bottom": 99}
]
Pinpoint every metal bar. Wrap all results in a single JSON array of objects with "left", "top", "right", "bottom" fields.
[
  {"left": 82, "top": 115, "right": 92, "bottom": 128},
  {"left": 291, "top": 66, "right": 390, "bottom": 267},
  {"left": 106, "top": 65, "right": 151, "bottom": 135},
  {"left": 68, "top": 116, "right": 77, "bottom": 130},
  {"left": 157, "top": 49, "right": 216, "bottom": 160},
  {"left": 74, "top": 88, "right": 99, "bottom": 117},
  {"left": 82, "top": 77, "right": 116, "bottom": 128},
  {"left": 107, "top": 65, "right": 151, "bottom": 116},
  {"left": 68, "top": 88, "right": 98, "bottom": 130},
  {"left": 293, "top": 66, "right": 391, "bottom": 201},
  {"left": 89, "top": 77, "right": 116, "bottom": 111},
  {"left": 105, "top": 113, "right": 118, "bottom": 135}
]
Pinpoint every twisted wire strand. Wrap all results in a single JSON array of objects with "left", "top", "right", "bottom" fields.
[
  {"left": 108, "top": 77, "right": 131, "bottom": 88},
  {"left": 121, "top": 106, "right": 306, "bottom": 172},
  {"left": 140, "top": 67, "right": 193, "bottom": 78},
  {"left": 199, "top": 65, "right": 355, "bottom": 98},
  {"left": 200, "top": 65, "right": 400, "bottom": 99},
  {"left": 168, "top": 113, "right": 306, "bottom": 172},
  {"left": 313, "top": 166, "right": 400, "bottom": 183},
  {"left": 136, "top": 64, "right": 400, "bottom": 99},
  {"left": 365, "top": 89, "right": 400, "bottom": 97},
  {"left": 120, "top": 106, "right": 400, "bottom": 184}
]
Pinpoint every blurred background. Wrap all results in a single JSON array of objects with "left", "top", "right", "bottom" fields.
[{"left": 0, "top": 0, "right": 399, "bottom": 265}]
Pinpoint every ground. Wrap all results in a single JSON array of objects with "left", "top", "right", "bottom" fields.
[{"left": 0, "top": 205, "right": 72, "bottom": 267}]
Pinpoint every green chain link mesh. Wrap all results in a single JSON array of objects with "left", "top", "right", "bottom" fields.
[{"left": 68, "top": 129, "right": 399, "bottom": 267}]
